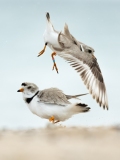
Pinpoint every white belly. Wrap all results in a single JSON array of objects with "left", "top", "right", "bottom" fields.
[{"left": 27, "top": 96, "right": 73, "bottom": 121}]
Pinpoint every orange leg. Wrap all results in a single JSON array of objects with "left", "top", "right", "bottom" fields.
[
  {"left": 49, "top": 116, "right": 55, "bottom": 123},
  {"left": 51, "top": 52, "right": 59, "bottom": 73},
  {"left": 49, "top": 116, "right": 60, "bottom": 124},
  {"left": 38, "top": 45, "right": 47, "bottom": 57}
]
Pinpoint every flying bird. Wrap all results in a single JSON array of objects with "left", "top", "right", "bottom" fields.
[
  {"left": 38, "top": 12, "right": 108, "bottom": 110},
  {"left": 17, "top": 82, "right": 90, "bottom": 123}
]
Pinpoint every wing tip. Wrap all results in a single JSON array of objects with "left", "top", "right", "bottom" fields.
[
  {"left": 88, "top": 87, "right": 109, "bottom": 110},
  {"left": 98, "top": 100, "right": 109, "bottom": 110}
]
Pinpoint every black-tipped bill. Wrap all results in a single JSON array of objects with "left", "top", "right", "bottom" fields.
[{"left": 17, "top": 88, "right": 24, "bottom": 92}]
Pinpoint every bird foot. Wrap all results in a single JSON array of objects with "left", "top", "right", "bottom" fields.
[
  {"left": 49, "top": 116, "right": 55, "bottom": 123},
  {"left": 51, "top": 52, "right": 59, "bottom": 73},
  {"left": 49, "top": 116, "right": 60, "bottom": 124},
  {"left": 52, "top": 63, "right": 59, "bottom": 73},
  {"left": 38, "top": 45, "right": 46, "bottom": 57}
]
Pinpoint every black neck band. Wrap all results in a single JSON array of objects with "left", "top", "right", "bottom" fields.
[{"left": 25, "top": 91, "right": 39, "bottom": 104}]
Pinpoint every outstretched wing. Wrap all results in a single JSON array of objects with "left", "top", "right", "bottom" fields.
[
  {"left": 37, "top": 88, "right": 70, "bottom": 106},
  {"left": 57, "top": 26, "right": 108, "bottom": 109}
]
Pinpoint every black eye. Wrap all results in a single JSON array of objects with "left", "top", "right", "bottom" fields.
[
  {"left": 27, "top": 86, "right": 31, "bottom": 89},
  {"left": 21, "top": 83, "right": 27, "bottom": 86},
  {"left": 88, "top": 50, "right": 92, "bottom": 53}
]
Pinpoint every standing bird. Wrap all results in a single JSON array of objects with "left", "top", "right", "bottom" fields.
[
  {"left": 17, "top": 82, "right": 90, "bottom": 123},
  {"left": 38, "top": 12, "right": 108, "bottom": 110}
]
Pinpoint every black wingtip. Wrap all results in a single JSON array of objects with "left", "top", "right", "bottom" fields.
[
  {"left": 76, "top": 103, "right": 88, "bottom": 107},
  {"left": 83, "top": 107, "right": 91, "bottom": 112}
]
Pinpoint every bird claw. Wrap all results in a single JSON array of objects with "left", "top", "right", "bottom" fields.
[
  {"left": 52, "top": 64, "right": 59, "bottom": 73},
  {"left": 51, "top": 52, "right": 59, "bottom": 73},
  {"left": 38, "top": 45, "right": 46, "bottom": 57},
  {"left": 37, "top": 49, "right": 45, "bottom": 57}
]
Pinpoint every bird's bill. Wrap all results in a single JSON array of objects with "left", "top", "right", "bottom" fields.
[{"left": 17, "top": 88, "right": 24, "bottom": 92}]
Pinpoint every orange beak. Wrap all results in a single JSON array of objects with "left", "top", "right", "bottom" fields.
[{"left": 17, "top": 88, "right": 24, "bottom": 92}]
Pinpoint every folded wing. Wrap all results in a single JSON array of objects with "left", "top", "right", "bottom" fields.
[{"left": 37, "top": 88, "right": 70, "bottom": 106}]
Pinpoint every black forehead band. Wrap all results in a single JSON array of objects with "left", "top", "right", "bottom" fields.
[{"left": 21, "top": 83, "right": 27, "bottom": 86}]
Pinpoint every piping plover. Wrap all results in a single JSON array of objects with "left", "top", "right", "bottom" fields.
[
  {"left": 17, "top": 82, "right": 90, "bottom": 123},
  {"left": 38, "top": 12, "right": 108, "bottom": 110}
]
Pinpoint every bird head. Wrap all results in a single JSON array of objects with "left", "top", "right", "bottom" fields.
[
  {"left": 17, "top": 82, "right": 39, "bottom": 98},
  {"left": 80, "top": 44, "right": 95, "bottom": 54}
]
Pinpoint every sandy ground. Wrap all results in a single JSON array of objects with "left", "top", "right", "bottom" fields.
[{"left": 0, "top": 125, "right": 120, "bottom": 160}]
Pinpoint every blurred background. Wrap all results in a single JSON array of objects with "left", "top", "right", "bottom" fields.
[{"left": 0, "top": 0, "right": 120, "bottom": 129}]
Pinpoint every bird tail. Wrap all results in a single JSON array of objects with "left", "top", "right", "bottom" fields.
[
  {"left": 65, "top": 93, "right": 88, "bottom": 100},
  {"left": 75, "top": 103, "right": 91, "bottom": 112},
  {"left": 68, "top": 102, "right": 90, "bottom": 114},
  {"left": 61, "top": 102, "right": 90, "bottom": 121},
  {"left": 68, "top": 103, "right": 91, "bottom": 115},
  {"left": 46, "top": 12, "right": 50, "bottom": 21}
]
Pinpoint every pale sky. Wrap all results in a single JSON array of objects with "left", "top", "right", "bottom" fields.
[{"left": 0, "top": 0, "right": 120, "bottom": 129}]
